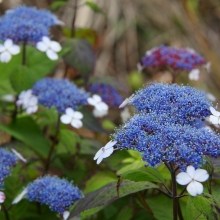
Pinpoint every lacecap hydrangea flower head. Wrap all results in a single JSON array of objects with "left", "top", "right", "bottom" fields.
[
  {"left": 32, "top": 78, "right": 89, "bottom": 113},
  {"left": 0, "top": 6, "right": 61, "bottom": 43},
  {"left": 0, "top": 148, "right": 17, "bottom": 188},
  {"left": 26, "top": 176, "right": 83, "bottom": 214},
  {"left": 126, "top": 83, "right": 211, "bottom": 126},
  {"left": 138, "top": 45, "right": 206, "bottom": 72},
  {"left": 87, "top": 83, "right": 124, "bottom": 108}
]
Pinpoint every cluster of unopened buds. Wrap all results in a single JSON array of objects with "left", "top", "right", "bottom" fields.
[{"left": 16, "top": 90, "right": 38, "bottom": 114}]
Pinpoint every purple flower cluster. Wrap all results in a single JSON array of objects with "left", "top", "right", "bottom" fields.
[
  {"left": 112, "top": 83, "right": 218, "bottom": 170},
  {"left": 113, "top": 113, "right": 220, "bottom": 171},
  {"left": 27, "top": 176, "right": 83, "bottom": 214},
  {"left": 139, "top": 45, "right": 206, "bottom": 72},
  {"left": 87, "top": 83, "right": 124, "bottom": 108},
  {"left": 0, "top": 148, "right": 16, "bottom": 188},
  {"left": 32, "top": 78, "right": 89, "bottom": 113},
  {"left": 0, "top": 6, "right": 60, "bottom": 43},
  {"left": 130, "top": 83, "right": 211, "bottom": 125}
]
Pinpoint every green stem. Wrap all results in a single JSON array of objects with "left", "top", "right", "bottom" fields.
[
  {"left": 71, "top": 0, "right": 78, "bottom": 37},
  {"left": 44, "top": 114, "right": 61, "bottom": 173},
  {"left": 137, "top": 192, "right": 154, "bottom": 215},
  {"left": 22, "top": 41, "right": 27, "bottom": 66},
  {"left": 2, "top": 203, "right": 10, "bottom": 220}
]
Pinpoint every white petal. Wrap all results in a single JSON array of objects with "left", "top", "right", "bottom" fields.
[
  {"left": 210, "top": 107, "right": 220, "bottom": 117},
  {"left": 187, "top": 166, "right": 196, "bottom": 179},
  {"left": 119, "top": 98, "right": 129, "bottom": 108},
  {"left": 0, "top": 51, "right": 11, "bottom": 62},
  {"left": 187, "top": 181, "right": 203, "bottom": 196},
  {"left": 209, "top": 115, "right": 219, "bottom": 125},
  {"left": 4, "top": 39, "right": 13, "bottom": 49},
  {"left": 94, "top": 148, "right": 104, "bottom": 160},
  {"left": 71, "top": 119, "right": 83, "bottom": 129},
  {"left": 176, "top": 172, "right": 192, "bottom": 185},
  {"left": 103, "top": 147, "right": 114, "bottom": 158},
  {"left": 11, "top": 148, "right": 27, "bottom": 163},
  {"left": 12, "top": 188, "right": 27, "bottom": 204},
  {"left": 46, "top": 49, "right": 58, "bottom": 60},
  {"left": 28, "top": 96, "right": 38, "bottom": 105},
  {"left": 97, "top": 154, "right": 104, "bottom": 164},
  {"left": 60, "top": 115, "right": 72, "bottom": 124},
  {"left": 0, "top": 192, "right": 5, "bottom": 203},
  {"left": 42, "top": 36, "right": 51, "bottom": 46},
  {"left": 8, "top": 44, "right": 20, "bottom": 55},
  {"left": 30, "top": 105, "right": 38, "bottom": 113},
  {"left": 73, "top": 111, "right": 83, "bottom": 119},
  {"left": 87, "top": 97, "right": 98, "bottom": 106},
  {"left": 65, "top": 108, "right": 75, "bottom": 117},
  {"left": 93, "top": 94, "right": 102, "bottom": 103},
  {"left": 137, "top": 62, "right": 144, "bottom": 72},
  {"left": 0, "top": 44, "right": 5, "bottom": 53},
  {"left": 194, "top": 169, "right": 209, "bottom": 182},
  {"left": 63, "top": 211, "right": 70, "bottom": 220},
  {"left": 104, "top": 140, "right": 117, "bottom": 150},
  {"left": 36, "top": 42, "right": 48, "bottom": 52},
  {"left": 50, "top": 41, "right": 61, "bottom": 52},
  {"left": 95, "top": 102, "right": 108, "bottom": 112},
  {"left": 93, "top": 108, "right": 108, "bottom": 118}
]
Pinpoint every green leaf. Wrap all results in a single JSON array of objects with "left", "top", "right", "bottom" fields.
[
  {"left": 80, "top": 138, "right": 103, "bottom": 155},
  {"left": 0, "top": 117, "right": 50, "bottom": 157},
  {"left": 69, "top": 180, "right": 158, "bottom": 219},
  {"left": 117, "top": 161, "right": 145, "bottom": 175},
  {"left": 0, "top": 79, "right": 16, "bottom": 95},
  {"left": 115, "top": 206, "right": 133, "bottom": 220},
  {"left": 186, "top": 194, "right": 220, "bottom": 220},
  {"left": 10, "top": 65, "right": 36, "bottom": 93},
  {"left": 120, "top": 166, "right": 165, "bottom": 183},
  {"left": 75, "top": 28, "right": 98, "bottom": 46},
  {"left": 85, "top": 1, "right": 103, "bottom": 13},
  {"left": 62, "top": 39, "right": 96, "bottom": 78},
  {"left": 50, "top": 1, "right": 66, "bottom": 11},
  {"left": 56, "top": 129, "right": 79, "bottom": 154},
  {"left": 84, "top": 171, "right": 117, "bottom": 194}
]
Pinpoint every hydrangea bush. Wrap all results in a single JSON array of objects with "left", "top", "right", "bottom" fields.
[{"left": 0, "top": 2, "right": 219, "bottom": 220}]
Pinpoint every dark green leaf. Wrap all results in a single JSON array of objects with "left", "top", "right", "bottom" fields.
[
  {"left": 50, "top": 1, "right": 66, "bottom": 11},
  {"left": 186, "top": 194, "right": 220, "bottom": 220},
  {"left": 0, "top": 117, "right": 50, "bottom": 157},
  {"left": 80, "top": 138, "right": 103, "bottom": 155},
  {"left": 10, "top": 65, "right": 36, "bottom": 93},
  {"left": 62, "top": 39, "right": 96, "bottom": 78},
  {"left": 115, "top": 206, "right": 133, "bottom": 220},
  {"left": 69, "top": 180, "right": 158, "bottom": 219},
  {"left": 85, "top": 1, "right": 103, "bottom": 13}
]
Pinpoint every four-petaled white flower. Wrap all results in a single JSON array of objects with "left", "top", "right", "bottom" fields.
[
  {"left": 209, "top": 106, "right": 220, "bottom": 125},
  {"left": 87, "top": 94, "right": 109, "bottom": 118},
  {"left": 0, "top": 192, "right": 5, "bottom": 203},
  {"left": 176, "top": 166, "right": 209, "bottom": 196},
  {"left": 188, "top": 69, "right": 200, "bottom": 81},
  {"left": 36, "top": 36, "right": 61, "bottom": 60},
  {"left": 60, "top": 108, "right": 83, "bottom": 129},
  {"left": 12, "top": 188, "right": 27, "bottom": 204},
  {"left": 0, "top": 39, "right": 20, "bottom": 63},
  {"left": 63, "top": 211, "right": 70, "bottom": 220},
  {"left": 94, "top": 140, "right": 117, "bottom": 164},
  {"left": 11, "top": 148, "right": 27, "bottom": 163},
  {"left": 16, "top": 90, "right": 38, "bottom": 115}
]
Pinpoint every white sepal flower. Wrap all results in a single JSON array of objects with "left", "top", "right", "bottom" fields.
[
  {"left": 209, "top": 106, "right": 220, "bottom": 125},
  {"left": 137, "top": 62, "right": 144, "bottom": 72},
  {"left": 12, "top": 188, "right": 27, "bottom": 204},
  {"left": 119, "top": 94, "right": 134, "bottom": 108},
  {"left": 120, "top": 107, "right": 131, "bottom": 123},
  {"left": 60, "top": 108, "right": 83, "bottom": 129},
  {"left": 206, "top": 93, "right": 216, "bottom": 102},
  {"left": 0, "top": 39, "right": 20, "bottom": 63},
  {"left": 11, "top": 148, "right": 27, "bottom": 163},
  {"left": 87, "top": 94, "right": 109, "bottom": 118},
  {"left": 0, "top": 192, "right": 5, "bottom": 203},
  {"left": 176, "top": 166, "right": 209, "bottom": 196},
  {"left": 25, "top": 96, "right": 38, "bottom": 115},
  {"left": 94, "top": 140, "right": 117, "bottom": 164},
  {"left": 188, "top": 69, "right": 200, "bottom": 81},
  {"left": 63, "top": 211, "right": 70, "bottom": 220},
  {"left": 36, "top": 36, "right": 61, "bottom": 60}
]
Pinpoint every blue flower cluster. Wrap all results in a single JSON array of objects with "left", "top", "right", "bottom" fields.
[
  {"left": 32, "top": 78, "right": 89, "bottom": 113},
  {"left": 113, "top": 113, "right": 220, "bottom": 170},
  {"left": 139, "top": 45, "right": 206, "bottom": 72},
  {"left": 130, "top": 83, "right": 211, "bottom": 125},
  {"left": 27, "top": 176, "right": 83, "bottom": 214},
  {"left": 112, "top": 83, "right": 218, "bottom": 170},
  {"left": 0, "top": 6, "right": 59, "bottom": 43},
  {"left": 0, "top": 148, "right": 16, "bottom": 188},
  {"left": 87, "top": 83, "right": 124, "bottom": 107}
]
